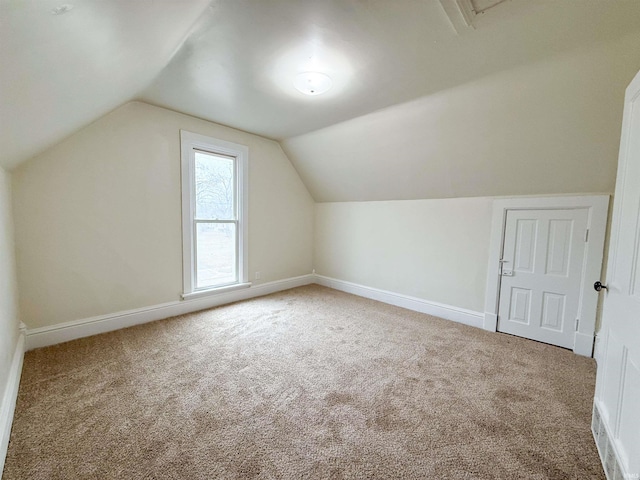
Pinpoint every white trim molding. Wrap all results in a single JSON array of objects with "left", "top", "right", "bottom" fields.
[
  {"left": 483, "top": 312, "right": 498, "bottom": 332},
  {"left": 574, "top": 332, "right": 596, "bottom": 358},
  {"left": 26, "top": 274, "right": 315, "bottom": 351},
  {"left": 25, "top": 273, "right": 486, "bottom": 352},
  {"left": 484, "top": 195, "right": 609, "bottom": 357},
  {"left": 315, "top": 275, "right": 483, "bottom": 329},
  {"left": 0, "top": 327, "right": 25, "bottom": 475},
  {"left": 181, "top": 282, "right": 251, "bottom": 301},
  {"left": 180, "top": 130, "right": 249, "bottom": 296}
]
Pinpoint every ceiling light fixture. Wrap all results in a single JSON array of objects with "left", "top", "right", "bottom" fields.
[
  {"left": 293, "top": 72, "right": 333, "bottom": 96},
  {"left": 51, "top": 4, "right": 74, "bottom": 15}
]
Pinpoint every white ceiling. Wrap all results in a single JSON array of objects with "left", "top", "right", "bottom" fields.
[
  {"left": 2, "top": 0, "right": 640, "bottom": 186},
  {"left": 281, "top": 30, "right": 640, "bottom": 202},
  {"left": 0, "top": 0, "right": 210, "bottom": 169},
  {"left": 140, "top": 0, "right": 640, "bottom": 141}
]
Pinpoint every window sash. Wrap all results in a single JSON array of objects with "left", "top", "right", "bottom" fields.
[
  {"left": 194, "top": 219, "right": 237, "bottom": 224},
  {"left": 181, "top": 130, "right": 249, "bottom": 298},
  {"left": 191, "top": 150, "right": 238, "bottom": 290},
  {"left": 193, "top": 149, "right": 237, "bottom": 222},
  {"left": 193, "top": 220, "right": 239, "bottom": 290}
]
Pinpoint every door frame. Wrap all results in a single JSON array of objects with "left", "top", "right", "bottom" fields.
[{"left": 483, "top": 195, "right": 609, "bottom": 356}]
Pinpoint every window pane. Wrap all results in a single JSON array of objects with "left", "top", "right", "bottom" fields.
[
  {"left": 196, "top": 222, "right": 237, "bottom": 289},
  {"left": 194, "top": 151, "right": 234, "bottom": 220}
]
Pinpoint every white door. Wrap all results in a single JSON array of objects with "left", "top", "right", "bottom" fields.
[
  {"left": 592, "top": 70, "right": 640, "bottom": 479},
  {"left": 498, "top": 208, "right": 589, "bottom": 349}
]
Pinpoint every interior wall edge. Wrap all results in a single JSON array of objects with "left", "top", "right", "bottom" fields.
[
  {"left": 0, "top": 164, "right": 22, "bottom": 470},
  {"left": 0, "top": 331, "right": 25, "bottom": 475}
]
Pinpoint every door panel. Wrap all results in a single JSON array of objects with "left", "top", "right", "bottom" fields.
[
  {"left": 593, "top": 69, "right": 640, "bottom": 478},
  {"left": 541, "top": 292, "right": 564, "bottom": 331},
  {"left": 600, "top": 330, "right": 625, "bottom": 426},
  {"left": 508, "top": 287, "right": 531, "bottom": 324},
  {"left": 514, "top": 219, "right": 537, "bottom": 272},
  {"left": 618, "top": 355, "right": 640, "bottom": 464},
  {"left": 546, "top": 219, "right": 572, "bottom": 276},
  {"left": 498, "top": 209, "right": 588, "bottom": 349},
  {"left": 632, "top": 208, "right": 640, "bottom": 298}
]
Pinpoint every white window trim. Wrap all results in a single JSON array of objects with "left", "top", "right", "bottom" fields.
[{"left": 180, "top": 130, "right": 249, "bottom": 299}]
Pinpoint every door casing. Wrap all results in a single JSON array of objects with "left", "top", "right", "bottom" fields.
[{"left": 483, "top": 195, "right": 609, "bottom": 356}]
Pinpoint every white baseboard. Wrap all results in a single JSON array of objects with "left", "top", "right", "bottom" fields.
[
  {"left": 0, "top": 329, "right": 25, "bottom": 475},
  {"left": 314, "top": 275, "right": 484, "bottom": 329},
  {"left": 26, "top": 274, "right": 315, "bottom": 350},
  {"left": 574, "top": 332, "right": 595, "bottom": 358},
  {"left": 483, "top": 312, "right": 498, "bottom": 332},
  {"left": 25, "top": 273, "right": 484, "bottom": 350}
]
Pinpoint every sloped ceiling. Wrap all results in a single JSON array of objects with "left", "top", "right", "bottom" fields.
[
  {"left": 3, "top": 0, "right": 640, "bottom": 201},
  {"left": 282, "top": 31, "right": 640, "bottom": 202},
  {"left": 139, "top": 0, "right": 640, "bottom": 141},
  {"left": 0, "top": 0, "right": 210, "bottom": 169}
]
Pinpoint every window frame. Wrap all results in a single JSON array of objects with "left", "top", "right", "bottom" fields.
[{"left": 180, "top": 130, "right": 249, "bottom": 299}]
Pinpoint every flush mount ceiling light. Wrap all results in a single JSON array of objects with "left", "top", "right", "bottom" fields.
[
  {"left": 51, "top": 4, "right": 74, "bottom": 15},
  {"left": 293, "top": 72, "right": 333, "bottom": 96}
]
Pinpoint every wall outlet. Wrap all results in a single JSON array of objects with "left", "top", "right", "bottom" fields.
[{"left": 255, "top": 271, "right": 261, "bottom": 280}]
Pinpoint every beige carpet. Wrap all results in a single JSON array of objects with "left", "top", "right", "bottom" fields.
[{"left": 4, "top": 285, "right": 603, "bottom": 479}]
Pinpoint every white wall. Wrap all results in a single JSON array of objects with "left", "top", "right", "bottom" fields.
[
  {"left": 315, "top": 198, "right": 493, "bottom": 313},
  {"left": 283, "top": 32, "right": 640, "bottom": 202},
  {"left": 304, "top": 34, "right": 637, "bottom": 320},
  {"left": 0, "top": 167, "right": 20, "bottom": 404},
  {"left": 12, "top": 102, "right": 314, "bottom": 329}
]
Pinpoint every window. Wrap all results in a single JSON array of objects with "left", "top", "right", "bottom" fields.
[{"left": 180, "top": 130, "right": 248, "bottom": 298}]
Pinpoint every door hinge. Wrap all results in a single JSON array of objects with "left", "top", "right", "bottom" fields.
[
  {"left": 584, "top": 229, "right": 589, "bottom": 242},
  {"left": 575, "top": 318, "right": 580, "bottom": 331}
]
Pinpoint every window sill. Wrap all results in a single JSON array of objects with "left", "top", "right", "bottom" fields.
[{"left": 181, "top": 282, "right": 252, "bottom": 301}]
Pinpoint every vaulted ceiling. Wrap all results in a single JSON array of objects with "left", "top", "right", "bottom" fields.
[
  {"left": 3, "top": 0, "right": 640, "bottom": 200},
  {"left": 0, "top": 0, "right": 210, "bottom": 170}
]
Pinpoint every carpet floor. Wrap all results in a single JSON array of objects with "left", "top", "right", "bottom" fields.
[{"left": 3, "top": 285, "right": 603, "bottom": 479}]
